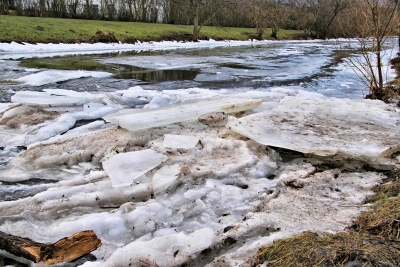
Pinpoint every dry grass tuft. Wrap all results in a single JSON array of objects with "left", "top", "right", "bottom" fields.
[
  {"left": 89, "top": 30, "right": 119, "bottom": 43},
  {"left": 370, "top": 178, "right": 400, "bottom": 202},
  {"left": 354, "top": 179, "right": 400, "bottom": 240},
  {"left": 255, "top": 231, "right": 400, "bottom": 267}
]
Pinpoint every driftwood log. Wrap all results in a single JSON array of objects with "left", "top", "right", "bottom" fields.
[{"left": 0, "top": 230, "right": 101, "bottom": 264}]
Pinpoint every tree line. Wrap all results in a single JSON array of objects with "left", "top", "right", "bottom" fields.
[{"left": 1, "top": 0, "right": 397, "bottom": 40}]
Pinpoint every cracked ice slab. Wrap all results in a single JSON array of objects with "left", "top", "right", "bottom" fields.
[
  {"left": 103, "top": 149, "right": 168, "bottom": 187},
  {"left": 226, "top": 96, "right": 400, "bottom": 162},
  {"left": 104, "top": 97, "right": 262, "bottom": 132}
]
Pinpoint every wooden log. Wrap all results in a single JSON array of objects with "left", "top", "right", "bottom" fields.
[{"left": 0, "top": 230, "right": 101, "bottom": 265}]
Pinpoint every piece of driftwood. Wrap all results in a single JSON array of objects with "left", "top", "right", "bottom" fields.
[{"left": 0, "top": 230, "right": 101, "bottom": 264}]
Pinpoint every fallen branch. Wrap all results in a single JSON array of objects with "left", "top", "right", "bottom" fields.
[{"left": 0, "top": 230, "right": 101, "bottom": 265}]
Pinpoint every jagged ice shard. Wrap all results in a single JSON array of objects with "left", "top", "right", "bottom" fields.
[
  {"left": 102, "top": 149, "right": 168, "bottom": 187},
  {"left": 152, "top": 164, "right": 181, "bottom": 195},
  {"left": 104, "top": 97, "right": 262, "bottom": 132},
  {"left": 226, "top": 95, "right": 400, "bottom": 163}
]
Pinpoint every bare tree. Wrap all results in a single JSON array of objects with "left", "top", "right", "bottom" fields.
[
  {"left": 340, "top": 0, "right": 399, "bottom": 99},
  {"left": 265, "top": 0, "right": 289, "bottom": 38},
  {"left": 288, "top": 0, "right": 348, "bottom": 38},
  {"left": 171, "top": 0, "right": 236, "bottom": 41},
  {"left": 248, "top": 0, "right": 268, "bottom": 39}
]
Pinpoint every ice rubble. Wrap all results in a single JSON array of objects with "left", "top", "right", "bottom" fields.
[
  {"left": 0, "top": 87, "right": 399, "bottom": 266},
  {"left": 93, "top": 228, "right": 216, "bottom": 267},
  {"left": 0, "top": 105, "right": 117, "bottom": 147}
]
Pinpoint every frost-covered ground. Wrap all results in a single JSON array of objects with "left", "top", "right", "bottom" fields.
[{"left": 0, "top": 40, "right": 400, "bottom": 267}]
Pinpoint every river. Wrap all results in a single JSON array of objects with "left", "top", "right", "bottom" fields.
[{"left": 1, "top": 39, "right": 397, "bottom": 103}]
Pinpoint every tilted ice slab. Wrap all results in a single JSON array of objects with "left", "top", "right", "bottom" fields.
[
  {"left": 11, "top": 89, "right": 103, "bottom": 107},
  {"left": 152, "top": 164, "right": 181, "bottom": 195},
  {"left": 105, "top": 97, "right": 262, "bottom": 132},
  {"left": 103, "top": 149, "right": 168, "bottom": 187},
  {"left": 227, "top": 95, "right": 400, "bottom": 162},
  {"left": 14, "top": 70, "right": 111, "bottom": 86}
]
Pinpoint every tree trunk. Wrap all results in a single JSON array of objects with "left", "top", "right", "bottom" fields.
[
  {"left": 0, "top": 230, "right": 101, "bottom": 264},
  {"left": 376, "top": 42, "right": 383, "bottom": 90},
  {"left": 193, "top": 13, "right": 199, "bottom": 41},
  {"left": 271, "top": 27, "right": 278, "bottom": 39},
  {"left": 256, "top": 27, "right": 263, "bottom": 40}
]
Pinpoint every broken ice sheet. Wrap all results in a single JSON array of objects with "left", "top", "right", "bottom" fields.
[
  {"left": 226, "top": 96, "right": 400, "bottom": 162},
  {"left": 152, "top": 164, "right": 181, "bottom": 195},
  {"left": 103, "top": 149, "right": 168, "bottom": 187},
  {"left": 162, "top": 134, "right": 200, "bottom": 149}
]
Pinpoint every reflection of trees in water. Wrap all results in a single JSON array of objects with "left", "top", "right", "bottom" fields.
[{"left": 114, "top": 68, "right": 200, "bottom": 82}]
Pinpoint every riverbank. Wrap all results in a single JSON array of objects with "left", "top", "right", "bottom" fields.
[{"left": 0, "top": 15, "right": 303, "bottom": 44}]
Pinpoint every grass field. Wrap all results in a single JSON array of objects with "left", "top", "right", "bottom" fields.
[{"left": 0, "top": 15, "right": 303, "bottom": 44}]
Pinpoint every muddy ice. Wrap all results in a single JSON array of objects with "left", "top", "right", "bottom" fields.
[{"left": 0, "top": 86, "right": 399, "bottom": 266}]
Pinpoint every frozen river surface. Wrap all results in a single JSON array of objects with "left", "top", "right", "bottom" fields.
[{"left": 0, "top": 39, "right": 399, "bottom": 267}]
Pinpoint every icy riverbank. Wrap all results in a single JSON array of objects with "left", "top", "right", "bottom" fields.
[
  {"left": 0, "top": 39, "right": 286, "bottom": 60},
  {"left": 1, "top": 84, "right": 399, "bottom": 266}
]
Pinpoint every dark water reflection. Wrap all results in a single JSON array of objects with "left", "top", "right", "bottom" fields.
[{"left": 112, "top": 65, "right": 200, "bottom": 81}]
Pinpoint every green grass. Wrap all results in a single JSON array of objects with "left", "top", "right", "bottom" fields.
[
  {"left": 0, "top": 15, "right": 302, "bottom": 43},
  {"left": 19, "top": 56, "right": 102, "bottom": 70}
]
